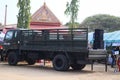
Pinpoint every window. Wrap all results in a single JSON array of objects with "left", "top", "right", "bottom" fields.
[
  {"left": 4, "top": 31, "right": 14, "bottom": 40},
  {"left": 14, "top": 31, "right": 18, "bottom": 38}
]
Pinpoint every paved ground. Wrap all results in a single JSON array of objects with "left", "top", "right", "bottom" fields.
[{"left": 0, "top": 62, "right": 119, "bottom": 80}]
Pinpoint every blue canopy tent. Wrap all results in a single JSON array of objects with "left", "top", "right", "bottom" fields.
[
  {"left": 111, "top": 31, "right": 120, "bottom": 43},
  {"left": 104, "top": 31, "right": 120, "bottom": 43},
  {"left": 88, "top": 30, "right": 120, "bottom": 47}
]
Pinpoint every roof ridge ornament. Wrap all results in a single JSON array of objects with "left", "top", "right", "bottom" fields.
[{"left": 44, "top": 2, "right": 46, "bottom": 8}]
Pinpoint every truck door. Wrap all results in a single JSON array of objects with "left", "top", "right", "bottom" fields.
[{"left": 3, "top": 30, "right": 19, "bottom": 50}]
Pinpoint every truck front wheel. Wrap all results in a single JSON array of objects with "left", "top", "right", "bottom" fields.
[
  {"left": 8, "top": 52, "right": 18, "bottom": 65},
  {"left": 52, "top": 54, "right": 69, "bottom": 71},
  {"left": 71, "top": 64, "right": 86, "bottom": 70}
]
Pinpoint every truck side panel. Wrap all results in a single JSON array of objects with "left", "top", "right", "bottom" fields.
[{"left": 20, "top": 28, "right": 88, "bottom": 52}]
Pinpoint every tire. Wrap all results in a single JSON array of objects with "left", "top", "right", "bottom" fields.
[
  {"left": 71, "top": 64, "right": 86, "bottom": 70},
  {"left": 52, "top": 54, "right": 69, "bottom": 71},
  {"left": 8, "top": 52, "right": 18, "bottom": 65},
  {"left": 26, "top": 58, "right": 36, "bottom": 65}
]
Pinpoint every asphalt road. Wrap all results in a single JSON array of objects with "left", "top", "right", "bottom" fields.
[{"left": 0, "top": 62, "right": 119, "bottom": 80}]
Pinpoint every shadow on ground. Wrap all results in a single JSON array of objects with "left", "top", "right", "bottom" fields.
[{"left": 1, "top": 62, "right": 94, "bottom": 75}]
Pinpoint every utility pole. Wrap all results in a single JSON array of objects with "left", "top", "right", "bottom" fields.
[{"left": 4, "top": 5, "right": 7, "bottom": 27}]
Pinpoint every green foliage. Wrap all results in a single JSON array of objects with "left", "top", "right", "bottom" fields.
[
  {"left": 64, "top": 0, "right": 79, "bottom": 28},
  {"left": 17, "top": 0, "right": 31, "bottom": 29},
  {"left": 0, "top": 23, "right": 3, "bottom": 27},
  {"left": 0, "top": 23, "right": 2, "bottom": 26},
  {"left": 80, "top": 14, "right": 120, "bottom": 32}
]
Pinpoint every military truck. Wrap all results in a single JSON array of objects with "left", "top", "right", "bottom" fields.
[{"left": 1, "top": 28, "right": 89, "bottom": 71}]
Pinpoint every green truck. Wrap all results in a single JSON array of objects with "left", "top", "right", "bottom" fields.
[{"left": 1, "top": 28, "right": 89, "bottom": 71}]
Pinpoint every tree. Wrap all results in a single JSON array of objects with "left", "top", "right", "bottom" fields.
[
  {"left": 64, "top": 22, "right": 80, "bottom": 28},
  {"left": 0, "top": 23, "right": 2, "bottom": 26},
  {"left": 17, "top": 0, "right": 31, "bottom": 28},
  {"left": 64, "top": 0, "right": 79, "bottom": 28},
  {"left": 0, "top": 23, "right": 3, "bottom": 27},
  {"left": 80, "top": 14, "right": 120, "bottom": 32}
]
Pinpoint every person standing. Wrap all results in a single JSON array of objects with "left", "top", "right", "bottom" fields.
[
  {"left": 111, "top": 47, "right": 116, "bottom": 68},
  {"left": 116, "top": 46, "right": 120, "bottom": 71}
]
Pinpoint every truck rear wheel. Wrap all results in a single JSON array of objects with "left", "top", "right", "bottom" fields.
[
  {"left": 71, "top": 64, "right": 86, "bottom": 70},
  {"left": 52, "top": 54, "right": 69, "bottom": 71},
  {"left": 26, "top": 58, "right": 36, "bottom": 65},
  {"left": 8, "top": 52, "right": 18, "bottom": 65}
]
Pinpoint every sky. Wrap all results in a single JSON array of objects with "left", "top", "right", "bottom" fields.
[{"left": 0, "top": 0, "right": 120, "bottom": 25}]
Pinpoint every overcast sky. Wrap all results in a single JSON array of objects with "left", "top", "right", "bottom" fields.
[{"left": 0, "top": 0, "right": 120, "bottom": 25}]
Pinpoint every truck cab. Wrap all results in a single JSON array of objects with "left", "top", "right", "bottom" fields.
[{"left": 3, "top": 30, "right": 20, "bottom": 50}]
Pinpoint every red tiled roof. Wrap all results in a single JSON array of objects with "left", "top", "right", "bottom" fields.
[
  {"left": 30, "top": 25, "right": 67, "bottom": 30},
  {"left": 31, "top": 2, "right": 61, "bottom": 26}
]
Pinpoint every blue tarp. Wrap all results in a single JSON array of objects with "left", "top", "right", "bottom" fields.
[
  {"left": 104, "top": 31, "right": 120, "bottom": 43},
  {"left": 88, "top": 30, "right": 120, "bottom": 44},
  {"left": 88, "top": 32, "right": 94, "bottom": 43}
]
